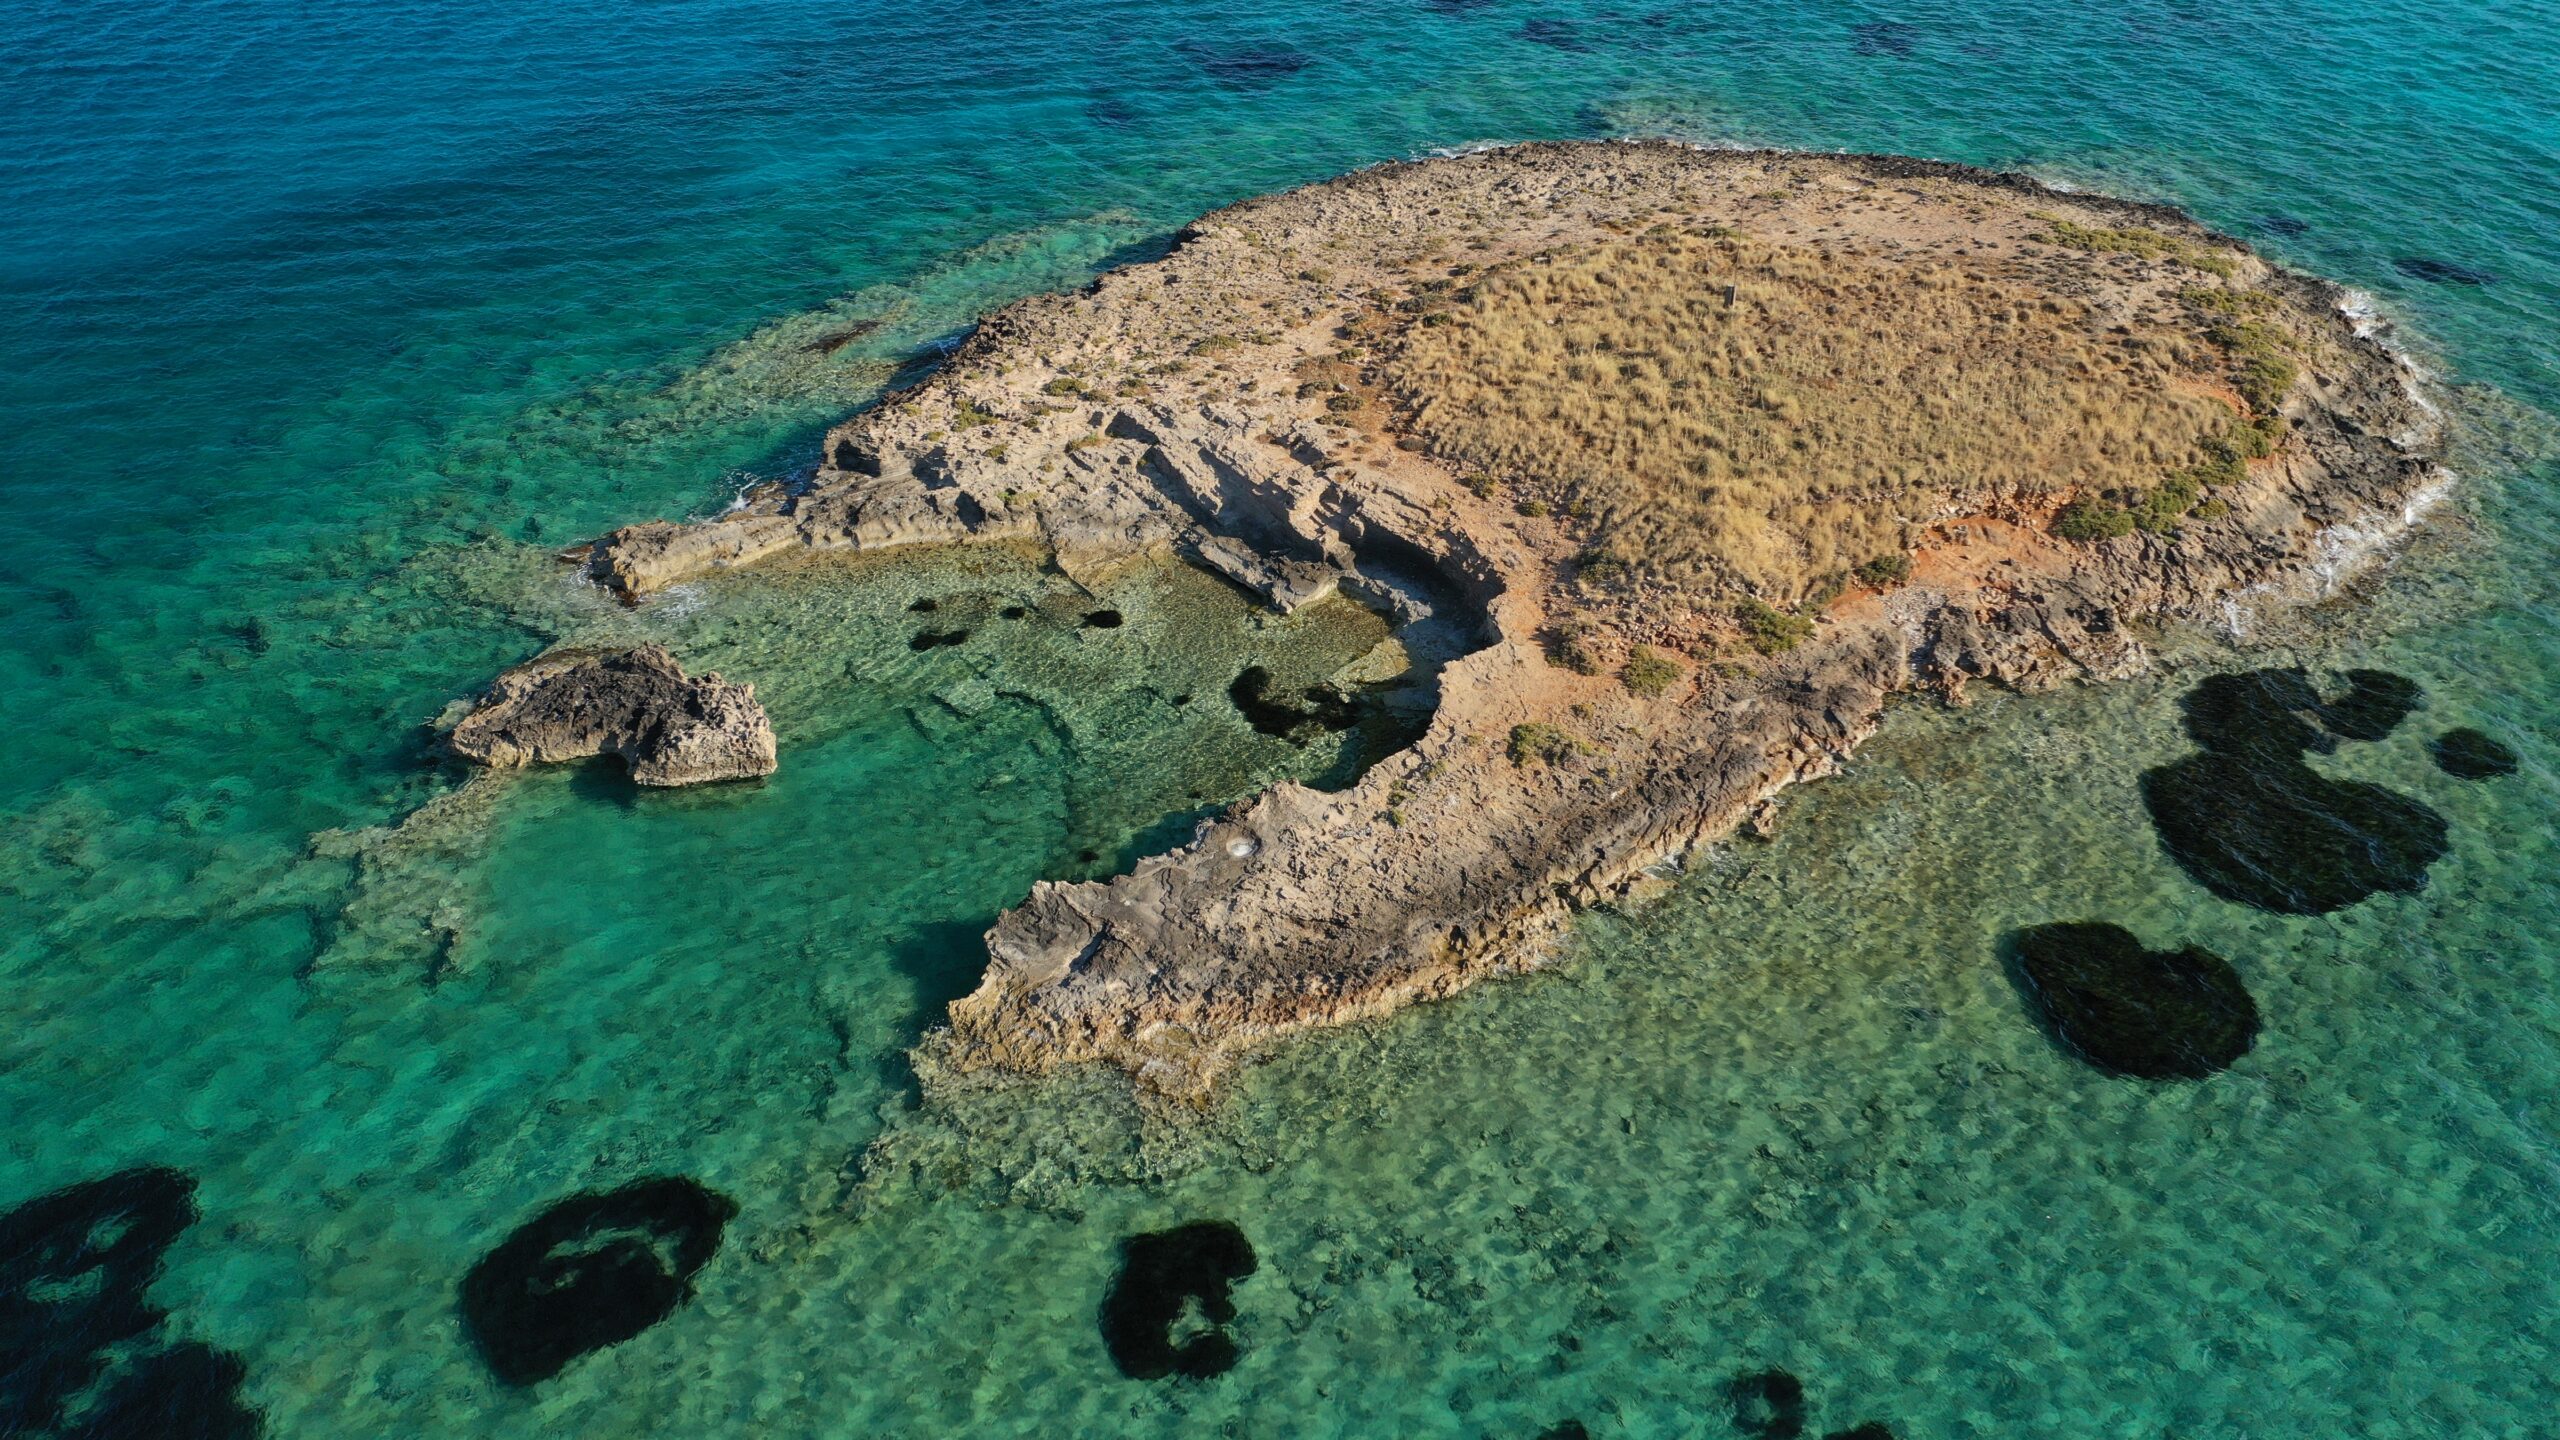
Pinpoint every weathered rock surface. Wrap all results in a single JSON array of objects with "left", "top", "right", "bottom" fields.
[
  {"left": 448, "top": 645, "right": 777, "bottom": 787},
  {"left": 507, "top": 142, "right": 2441, "bottom": 1097}
]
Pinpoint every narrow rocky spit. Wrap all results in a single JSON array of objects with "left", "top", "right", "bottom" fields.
[{"left": 486, "top": 141, "right": 2440, "bottom": 1099}]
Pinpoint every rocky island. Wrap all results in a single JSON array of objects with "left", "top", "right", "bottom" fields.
[{"left": 494, "top": 142, "right": 2440, "bottom": 1098}]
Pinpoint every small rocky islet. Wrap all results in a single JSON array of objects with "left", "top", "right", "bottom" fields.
[{"left": 436, "top": 141, "right": 2443, "bottom": 1098}]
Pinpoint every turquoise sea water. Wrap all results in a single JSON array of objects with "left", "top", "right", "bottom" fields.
[{"left": 3, "top": 1, "right": 2556, "bottom": 1435}]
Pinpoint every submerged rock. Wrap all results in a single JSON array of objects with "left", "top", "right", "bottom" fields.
[
  {"left": 1852, "top": 20, "right": 1920, "bottom": 55},
  {"left": 2314, "top": 667, "right": 2423, "bottom": 742},
  {"left": 1728, "top": 1369, "right": 1808, "bottom": 1438},
  {"left": 1227, "top": 665, "right": 1363, "bottom": 742},
  {"left": 459, "top": 1177, "right": 738, "bottom": 1388},
  {"left": 1, "top": 1167, "right": 199, "bottom": 1434},
  {"left": 1171, "top": 40, "right": 1310, "bottom": 88},
  {"left": 0, "top": 1167, "right": 259, "bottom": 1437},
  {"left": 1099, "top": 1220, "right": 1257, "bottom": 1380},
  {"left": 1824, "top": 1427, "right": 1898, "bottom": 1440},
  {"left": 2394, "top": 256, "right": 2495, "bottom": 286},
  {"left": 2010, "top": 922, "right": 2260, "bottom": 1080},
  {"left": 447, "top": 645, "right": 776, "bottom": 787},
  {"left": 74, "top": 1340, "right": 261, "bottom": 1440},
  {"left": 2432, "top": 726, "right": 2519, "bottom": 780},
  {"left": 2142, "top": 669, "right": 2447, "bottom": 913}
]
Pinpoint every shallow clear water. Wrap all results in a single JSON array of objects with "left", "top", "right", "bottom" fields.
[{"left": 2, "top": 1, "right": 2555, "bottom": 1435}]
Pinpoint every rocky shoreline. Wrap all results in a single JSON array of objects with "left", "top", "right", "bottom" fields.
[{"left": 498, "top": 141, "right": 2440, "bottom": 1099}]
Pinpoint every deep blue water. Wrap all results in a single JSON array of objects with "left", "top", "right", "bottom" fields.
[{"left": 3, "top": 2, "right": 2556, "bottom": 1435}]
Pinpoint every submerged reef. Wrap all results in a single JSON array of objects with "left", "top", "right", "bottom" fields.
[
  {"left": 2394, "top": 256, "right": 2495, "bottom": 286},
  {"left": 2432, "top": 726, "right": 2519, "bottom": 779},
  {"left": 1227, "top": 665, "right": 1364, "bottom": 742},
  {"left": 2142, "top": 669, "right": 2447, "bottom": 913},
  {"left": 1099, "top": 1220, "right": 1258, "bottom": 1380},
  {"left": 446, "top": 645, "right": 776, "bottom": 787},
  {"left": 489, "top": 141, "right": 2441, "bottom": 1096},
  {"left": 1728, "top": 1368, "right": 1809, "bottom": 1438},
  {"left": 0, "top": 1167, "right": 260, "bottom": 1438},
  {"left": 2009, "top": 922, "right": 2261, "bottom": 1079},
  {"left": 458, "top": 1177, "right": 738, "bottom": 1387}
]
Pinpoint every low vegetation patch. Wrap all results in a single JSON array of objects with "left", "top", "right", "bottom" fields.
[
  {"left": 1734, "top": 598, "right": 1815, "bottom": 655},
  {"left": 1853, "top": 553, "right": 1912, "bottom": 587},
  {"left": 1391, "top": 230, "right": 2239, "bottom": 605},
  {"left": 1621, "top": 644, "right": 1683, "bottom": 698},
  {"left": 1508, "top": 722, "right": 1596, "bottom": 767},
  {"left": 2033, "top": 217, "right": 2238, "bottom": 276}
]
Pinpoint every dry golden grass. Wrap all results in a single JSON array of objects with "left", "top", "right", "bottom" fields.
[{"left": 1389, "top": 231, "right": 2244, "bottom": 602}]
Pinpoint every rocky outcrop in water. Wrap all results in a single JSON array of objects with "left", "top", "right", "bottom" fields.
[
  {"left": 493, "top": 142, "right": 2441, "bottom": 1098},
  {"left": 447, "top": 645, "right": 776, "bottom": 787}
]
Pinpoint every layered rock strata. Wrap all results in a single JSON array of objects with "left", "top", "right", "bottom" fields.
[{"left": 521, "top": 142, "right": 2438, "bottom": 1096}]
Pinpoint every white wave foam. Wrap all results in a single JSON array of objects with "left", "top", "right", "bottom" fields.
[
  {"left": 2216, "top": 467, "right": 2455, "bottom": 639},
  {"left": 651, "top": 582, "right": 709, "bottom": 622}
]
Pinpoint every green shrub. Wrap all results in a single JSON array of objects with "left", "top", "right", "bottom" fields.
[
  {"left": 1515, "top": 498, "right": 1550, "bottom": 518},
  {"left": 1734, "top": 598, "right": 1815, "bottom": 655},
  {"left": 2036, "top": 218, "right": 2237, "bottom": 275},
  {"left": 1622, "top": 645, "right": 1683, "bottom": 698},
  {"left": 1548, "top": 624, "right": 1603, "bottom": 675},
  {"left": 2131, "top": 472, "right": 2199, "bottom": 533},
  {"left": 2055, "top": 498, "right": 2137, "bottom": 542},
  {"left": 2178, "top": 286, "right": 2277, "bottom": 317},
  {"left": 1041, "top": 376, "right": 1093, "bottom": 398},
  {"left": 952, "top": 401, "right": 998, "bottom": 429},
  {"left": 1508, "top": 722, "right": 1595, "bottom": 767},
  {"left": 1854, "top": 553, "right": 1912, "bottom": 587},
  {"left": 1573, "top": 547, "right": 1631, "bottom": 587},
  {"left": 2206, "top": 317, "right": 2300, "bottom": 415}
]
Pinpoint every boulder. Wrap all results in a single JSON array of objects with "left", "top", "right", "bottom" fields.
[{"left": 447, "top": 645, "right": 776, "bottom": 786}]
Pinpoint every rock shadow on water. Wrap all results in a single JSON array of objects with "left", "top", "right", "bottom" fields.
[
  {"left": 2141, "top": 668, "right": 2447, "bottom": 914},
  {"left": 2432, "top": 726, "right": 2519, "bottom": 780},
  {"left": 2004, "top": 923, "right": 2260, "bottom": 1080},
  {"left": 459, "top": 1177, "right": 738, "bottom": 1387},
  {"left": 1100, "top": 1220, "right": 1257, "bottom": 1381},
  {"left": 1, "top": 1166, "right": 261, "bottom": 1437}
]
